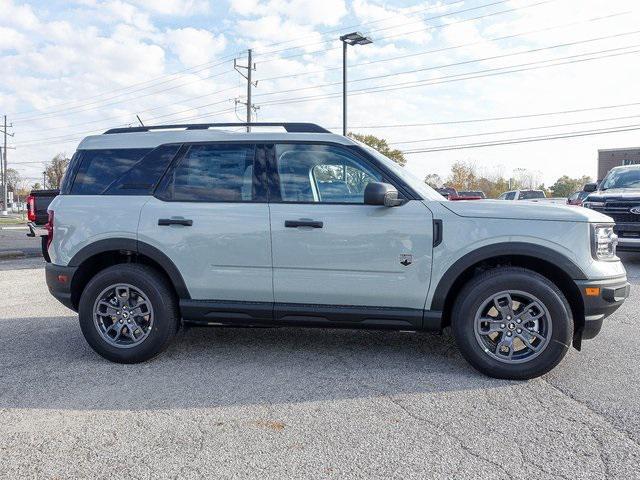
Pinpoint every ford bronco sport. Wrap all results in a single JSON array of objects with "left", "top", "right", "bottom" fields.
[{"left": 44, "top": 122, "right": 628, "bottom": 379}]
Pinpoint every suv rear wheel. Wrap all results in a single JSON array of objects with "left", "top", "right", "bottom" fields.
[
  {"left": 78, "top": 264, "right": 179, "bottom": 363},
  {"left": 451, "top": 267, "right": 573, "bottom": 380}
]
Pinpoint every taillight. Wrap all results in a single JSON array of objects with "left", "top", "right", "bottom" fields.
[
  {"left": 27, "top": 195, "right": 36, "bottom": 222},
  {"left": 45, "top": 210, "right": 54, "bottom": 250}
]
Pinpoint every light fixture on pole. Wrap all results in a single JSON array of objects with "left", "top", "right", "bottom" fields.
[{"left": 340, "top": 32, "right": 373, "bottom": 137}]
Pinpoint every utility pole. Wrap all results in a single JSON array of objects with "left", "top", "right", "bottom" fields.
[
  {"left": 234, "top": 49, "right": 258, "bottom": 132},
  {"left": 1, "top": 115, "right": 15, "bottom": 216}
]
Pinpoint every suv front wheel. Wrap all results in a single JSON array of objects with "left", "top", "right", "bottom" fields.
[
  {"left": 78, "top": 264, "right": 179, "bottom": 363},
  {"left": 451, "top": 267, "right": 573, "bottom": 380}
]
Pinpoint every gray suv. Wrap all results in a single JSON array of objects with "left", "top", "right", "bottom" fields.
[{"left": 44, "top": 122, "right": 628, "bottom": 379}]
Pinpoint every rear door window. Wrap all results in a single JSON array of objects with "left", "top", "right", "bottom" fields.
[
  {"left": 158, "top": 144, "right": 259, "bottom": 202},
  {"left": 70, "top": 148, "right": 152, "bottom": 195}
]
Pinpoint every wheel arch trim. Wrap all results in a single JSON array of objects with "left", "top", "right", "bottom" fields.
[
  {"left": 68, "top": 238, "right": 190, "bottom": 299},
  {"left": 429, "top": 242, "right": 587, "bottom": 311}
]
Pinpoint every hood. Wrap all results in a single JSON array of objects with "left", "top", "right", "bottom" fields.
[
  {"left": 587, "top": 189, "right": 640, "bottom": 201},
  {"left": 442, "top": 199, "right": 613, "bottom": 223}
]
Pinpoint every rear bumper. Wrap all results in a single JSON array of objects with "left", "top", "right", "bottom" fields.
[
  {"left": 45, "top": 263, "right": 78, "bottom": 311},
  {"left": 575, "top": 275, "right": 629, "bottom": 339},
  {"left": 27, "top": 222, "right": 51, "bottom": 262}
]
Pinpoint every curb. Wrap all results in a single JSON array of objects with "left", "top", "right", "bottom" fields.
[{"left": 0, "top": 250, "right": 42, "bottom": 260}]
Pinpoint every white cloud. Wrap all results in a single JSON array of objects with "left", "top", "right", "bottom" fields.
[
  {"left": 0, "top": 27, "right": 29, "bottom": 52},
  {"left": 351, "top": 0, "right": 432, "bottom": 45},
  {"left": 230, "top": 0, "right": 347, "bottom": 26},
  {"left": 129, "top": 0, "right": 211, "bottom": 15},
  {"left": 165, "top": 27, "right": 227, "bottom": 67},
  {"left": 0, "top": 0, "right": 40, "bottom": 30}
]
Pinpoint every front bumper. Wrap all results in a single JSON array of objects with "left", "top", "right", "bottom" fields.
[
  {"left": 45, "top": 263, "right": 78, "bottom": 311},
  {"left": 575, "top": 275, "right": 629, "bottom": 340},
  {"left": 613, "top": 222, "right": 640, "bottom": 251}
]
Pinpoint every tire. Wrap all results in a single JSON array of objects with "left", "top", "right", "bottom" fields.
[
  {"left": 451, "top": 267, "right": 573, "bottom": 380},
  {"left": 78, "top": 264, "right": 179, "bottom": 363}
]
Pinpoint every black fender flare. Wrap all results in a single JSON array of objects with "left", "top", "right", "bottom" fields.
[
  {"left": 429, "top": 242, "right": 587, "bottom": 311},
  {"left": 68, "top": 238, "right": 190, "bottom": 299}
]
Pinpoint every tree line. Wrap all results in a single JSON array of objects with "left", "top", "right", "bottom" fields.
[
  {"left": 424, "top": 161, "right": 592, "bottom": 199},
  {"left": 5, "top": 154, "right": 70, "bottom": 199}
]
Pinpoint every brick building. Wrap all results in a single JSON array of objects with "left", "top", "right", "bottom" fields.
[{"left": 598, "top": 147, "right": 640, "bottom": 180}]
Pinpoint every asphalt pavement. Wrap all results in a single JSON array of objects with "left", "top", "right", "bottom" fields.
[
  {"left": 0, "top": 226, "right": 41, "bottom": 258},
  {"left": 0, "top": 255, "right": 639, "bottom": 479}
]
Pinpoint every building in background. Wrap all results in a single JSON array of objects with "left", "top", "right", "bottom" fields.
[{"left": 598, "top": 147, "right": 640, "bottom": 180}]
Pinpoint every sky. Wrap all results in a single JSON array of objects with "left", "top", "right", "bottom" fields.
[{"left": 1, "top": 0, "right": 640, "bottom": 188}]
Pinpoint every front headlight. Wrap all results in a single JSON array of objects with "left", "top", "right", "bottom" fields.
[
  {"left": 591, "top": 224, "right": 618, "bottom": 261},
  {"left": 584, "top": 201, "right": 605, "bottom": 209}
]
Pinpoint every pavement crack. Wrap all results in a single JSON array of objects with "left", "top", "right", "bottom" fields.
[
  {"left": 386, "top": 395, "right": 515, "bottom": 480},
  {"left": 540, "top": 376, "right": 640, "bottom": 449}
]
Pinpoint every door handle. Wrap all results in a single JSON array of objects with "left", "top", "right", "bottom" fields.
[
  {"left": 158, "top": 218, "right": 193, "bottom": 226},
  {"left": 285, "top": 220, "right": 323, "bottom": 228}
]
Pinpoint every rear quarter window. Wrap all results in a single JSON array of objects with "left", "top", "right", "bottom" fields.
[
  {"left": 70, "top": 148, "right": 152, "bottom": 195},
  {"left": 104, "top": 145, "right": 181, "bottom": 195}
]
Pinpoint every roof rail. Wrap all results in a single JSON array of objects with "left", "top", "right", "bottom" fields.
[{"left": 103, "top": 122, "right": 331, "bottom": 135}]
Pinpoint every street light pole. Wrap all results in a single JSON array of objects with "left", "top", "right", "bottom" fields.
[
  {"left": 342, "top": 40, "right": 347, "bottom": 137},
  {"left": 339, "top": 32, "right": 373, "bottom": 137}
]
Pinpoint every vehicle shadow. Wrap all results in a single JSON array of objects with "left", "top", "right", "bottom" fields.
[{"left": 0, "top": 315, "right": 513, "bottom": 410}]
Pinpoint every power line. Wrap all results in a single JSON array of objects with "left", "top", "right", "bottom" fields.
[
  {"left": 258, "top": 0, "right": 557, "bottom": 64},
  {"left": 338, "top": 100, "right": 640, "bottom": 129},
  {"left": 254, "top": 31, "right": 640, "bottom": 99},
  {"left": 8, "top": 0, "right": 505, "bottom": 119},
  {"left": 21, "top": 11, "right": 627, "bottom": 138},
  {"left": 255, "top": 11, "right": 630, "bottom": 83},
  {"left": 11, "top": 52, "right": 245, "bottom": 117},
  {"left": 12, "top": 106, "right": 239, "bottom": 151},
  {"left": 401, "top": 124, "right": 640, "bottom": 154},
  {"left": 388, "top": 113, "right": 640, "bottom": 145},
  {"left": 13, "top": 44, "right": 640, "bottom": 148},
  {"left": 252, "top": 0, "right": 467, "bottom": 53},
  {"left": 257, "top": 45, "right": 640, "bottom": 108},
  {"left": 14, "top": 69, "right": 237, "bottom": 123},
  {"left": 256, "top": 0, "right": 514, "bottom": 58}
]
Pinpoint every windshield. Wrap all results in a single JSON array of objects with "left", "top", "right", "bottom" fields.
[
  {"left": 355, "top": 141, "right": 444, "bottom": 200},
  {"left": 601, "top": 167, "right": 640, "bottom": 190}
]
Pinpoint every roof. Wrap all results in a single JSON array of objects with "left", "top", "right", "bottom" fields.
[
  {"left": 598, "top": 147, "right": 640, "bottom": 153},
  {"left": 77, "top": 122, "right": 353, "bottom": 150}
]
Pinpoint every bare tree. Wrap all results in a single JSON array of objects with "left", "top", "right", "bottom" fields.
[{"left": 44, "top": 154, "right": 71, "bottom": 189}]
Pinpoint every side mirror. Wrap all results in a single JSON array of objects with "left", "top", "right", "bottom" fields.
[
  {"left": 364, "top": 182, "right": 404, "bottom": 207},
  {"left": 583, "top": 183, "right": 597, "bottom": 192}
]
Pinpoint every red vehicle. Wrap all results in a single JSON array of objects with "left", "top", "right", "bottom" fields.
[{"left": 435, "top": 187, "right": 484, "bottom": 201}]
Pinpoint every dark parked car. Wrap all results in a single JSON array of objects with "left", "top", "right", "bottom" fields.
[
  {"left": 27, "top": 189, "right": 58, "bottom": 225},
  {"left": 566, "top": 190, "right": 589, "bottom": 206},
  {"left": 435, "top": 187, "right": 457, "bottom": 199}
]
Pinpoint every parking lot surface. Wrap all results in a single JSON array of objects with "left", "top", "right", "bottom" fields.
[
  {"left": 0, "top": 227, "right": 41, "bottom": 258},
  {"left": 1, "top": 256, "right": 639, "bottom": 479}
]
